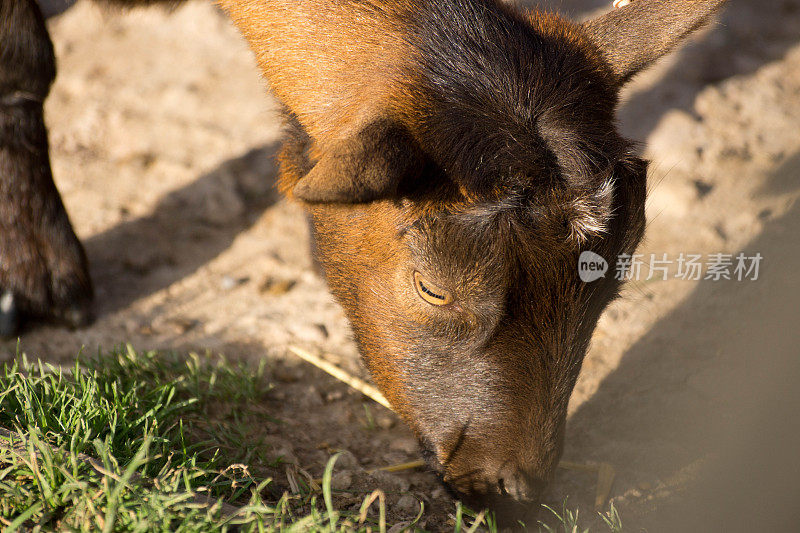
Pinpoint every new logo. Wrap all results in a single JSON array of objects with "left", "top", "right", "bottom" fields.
[{"left": 578, "top": 251, "right": 608, "bottom": 282}]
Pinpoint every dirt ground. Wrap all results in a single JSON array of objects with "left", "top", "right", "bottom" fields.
[{"left": 2, "top": 0, "right": 799, "bottom": 530}]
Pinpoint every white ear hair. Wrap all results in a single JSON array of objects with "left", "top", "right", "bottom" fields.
[{"left": 567, "top": 179, "right": 614, "bottom": 244}]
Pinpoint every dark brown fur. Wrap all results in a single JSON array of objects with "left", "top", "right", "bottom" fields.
[{"left": 0, "top": 0, "right": 92, "bottom": 334}]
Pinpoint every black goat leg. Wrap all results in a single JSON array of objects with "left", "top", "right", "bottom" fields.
[{"left": 0, "top": 0, "right": 93, "bottom": 336}]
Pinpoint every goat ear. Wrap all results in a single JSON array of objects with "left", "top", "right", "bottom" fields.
[
  {"left": 292, "top": 121, "right": 422, "bottom": 204},
  {"left": 582, "top": 0, "right": 728, "bottom": 84}
]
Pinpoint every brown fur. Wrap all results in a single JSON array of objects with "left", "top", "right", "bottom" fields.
[{"left": 583, "top": 0, "right": 729, "bottom": 82}]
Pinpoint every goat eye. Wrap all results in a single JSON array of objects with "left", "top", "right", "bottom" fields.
[{"left": 413, "top": 271, "right": 453, "bottom": 306}]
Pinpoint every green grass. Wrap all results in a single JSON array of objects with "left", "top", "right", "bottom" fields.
[
  {"left": 0, "top": 345, "right": 621, "bottom": 532},
  {"left": 538, "top": 500, "right": 623, "bottom": 533}
]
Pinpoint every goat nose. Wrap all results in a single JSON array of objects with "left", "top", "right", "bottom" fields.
[{"left": 497, "top": 470, "right": 548, "bottom": 502}]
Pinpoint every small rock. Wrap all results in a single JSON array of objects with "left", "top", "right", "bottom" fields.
[
  {"left": 334, "top": 450, "right": 361, "bottom": 470},
  {"left": 325, "top": 389, "right": 344, "bottom": 402},
  {"left": 385, "top": 492, "right": 401, "bottom": 507},
  {"left": 259, "top": 276, "right": 296, "bottom": 295},
  {"left": 331, "top": 470, "right": 353, "bottom": 491},
  {"left": 221, "top": 275, "right": 249, "bottom": 290},
  {"left": 123, "top": 318, "right": 139, "bottom": 334},
  {"left": 376, "top": 415, "right": 396, "bottom": 430},
  {"left": 646, "top": 175, "right": 698, "bottom": 219},
  {"left": 692, "top": 179, "right": 714, "bottom": 199},
  {"left": 172, "top": 171, "right": 246, "bottom": 226},
  {"left": 713, "top": 223, "right": 728, "bottom": 241},
  {"left": 123, "top": 250, "right": 163, "bottom": 275},
  {"left": 263, "top": 437, "right": 298, "bottom": 466},
  {"left": 287, "top": 323, "right": 328, "bottom": 344},
  {"left": 370, "top": 470, "right": 410, "bottom": 493},
  {"left": 270, "top": 390, "right": 287, "bottom": 401},
  {"left": 166, "top": 317, "right": 200, "bottom": 334},
  {"left": 273, "top": 364, "right": 303, "bottom": 383},
  {"left": 298, "top": 385, "right": 324, "bottom": 407},
  {"left": 389, "top": 437, "right": 418, "bottom": 455},
  {"left": 395, "top": 494, "right": 419, "bottom": 515},
  {"left": 431, "top": 487, "right": 447, "bottom": 500}
]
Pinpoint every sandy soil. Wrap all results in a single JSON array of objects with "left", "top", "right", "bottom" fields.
[{"left": 2, "top": 0, "right": 799, "bottom": 529}]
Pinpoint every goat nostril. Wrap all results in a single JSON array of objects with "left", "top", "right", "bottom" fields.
[{"left": 497, "top": 478, "right": 508, "bottom": 496}]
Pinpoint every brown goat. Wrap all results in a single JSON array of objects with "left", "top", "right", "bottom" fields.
[
  {"left": 218, "top": 0, "right": 728, "bottom": 523},
  {"left": 0, "top": 0, "right": 728, "bottom": 525}
]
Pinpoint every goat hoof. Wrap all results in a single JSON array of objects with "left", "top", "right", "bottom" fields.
[
  {"left": 54, "top": 303, "right": 94, "bottom": 330},
  {"left": 0, "top": 286, "right": 94, "bottom": 337},
  {"left": 0, "top": 228, "right": 94, "bottom": 335},
  {"left": 0, "top": 291, "right": 20, "bottom": 338},
  {"left": 0, "top": 229, "right": 94, "bottom": 336}
]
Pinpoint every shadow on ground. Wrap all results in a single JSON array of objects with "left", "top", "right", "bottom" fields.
[
  {"left": 564, "top": 152, "right": 800, "bottom": 531},
  {"left": 83, "top": 142, "right": 281, "bottom": 317}
]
